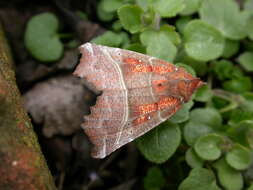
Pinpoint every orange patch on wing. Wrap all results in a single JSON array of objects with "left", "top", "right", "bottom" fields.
[
  {"left": 152, "top": 65, "right": 174, "bottom": 74},
  {"left": 158, "top": 97, "right": 179, "bottom": 110},
  {"left": 123, "top": 57, "right": 143, "bottom": 65},
  {"left": 138, "top": 103, "right": 158, "bottom": 115},
  {"left": 133, "top": 115, "right": 150, "bottom": 126},
  {"left": 132, "top": 65, "right": 152, "bottom": 73}
]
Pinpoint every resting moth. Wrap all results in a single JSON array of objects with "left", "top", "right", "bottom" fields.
[{"left": 74, "top": 43, "right": 204, "bottom": 158}]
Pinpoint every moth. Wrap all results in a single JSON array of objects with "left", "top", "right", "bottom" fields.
[{"left": 74, "top": 43, "right": 204, "bottom": 158}]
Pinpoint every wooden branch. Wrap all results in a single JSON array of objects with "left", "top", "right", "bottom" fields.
[{"left": 0, "top": 21, "right": 56, "bottom": 190}]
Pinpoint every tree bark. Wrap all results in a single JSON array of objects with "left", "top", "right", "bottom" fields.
[{"left": 0, "top": 21, "right": 56, "bottom": 190}]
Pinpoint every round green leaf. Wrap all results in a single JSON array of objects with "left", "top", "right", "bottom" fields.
[
  {"left": 190, "top": 107, "right": 222, "bottom": 129},
  {"left": 176, "top": 16, "right": 192, "bottom": 34},
  {"left": 186, "top": 148, "right": 204, "bottom": 168},
  {"left": 184, "top": 121, "right": 213, "bottom": 146},
  {"left": 199, "top": 0, "right": 247, "bottom": 40},
  {"left": 112, "top": 20, "right": 123, "bottom": 31},
  {"left": 245, "top": 12, "right": 253, "bottom": 40},
  {"left": 137, "top": 121, "right": 181, "bottom": 164},
  {"left": 194, "top": 85, "right": 213, "bottom": 102},
  {"left": 180, "top": 0, "right": 202, "bottom": 16},
  {"left": 101, "top": 0, "right": 124, "bottom": 13},
  {"left": 178, "top": 168, "right": 221, "bottom": 190},
  {"left": 160, "top": 25, "right": 181, "bottom": 46},
  {"left": 194, "top": 134, "right": 223, "bottom": 160},
  {"left": 97, "top": 1, "right": 115, "bottom": 21},
  {"left": 118, "top": 5, "right": 143, "bottom": 33},
  {"left": 176, "top": 50, "right": 208, "bottom": 76},
  {"left": 175, "top": 63, "right": 196, "bottom": 76},
  {"left": 140, "top": 29, "right": 178, "bottom": 62},
  {"left": 24, "top": 12, "right": 63, "bottom": 62},
  {"left": 147, "top": 36, "right": 177, "bottom": 62},
  {"left": 238, "top": 52, "right": 253, "bottom": 72},
  {"left": 126, "top": 43, "right": 146, "bottom": 53},
  {"left": 214, "top": 158, "right": 243, "bottom": 190},
  {"left": 170, "top": 100, "right": 194, "bottom": 123},
  {"left": 144, "top": 167, "right": 166, "bottom": 190},
  {"left": 223, "top": 76, "right": 252, "bottom": 93},
  {"left": 212, "top": 60, "right": 235, "bottom": 81},
  {"left": 226, "top": 144, "right": 252, "bottom": 170},
  {"left": 184, "top": 20, "right": 225, "bottom": 61},
  {"left": 141, "top": 25, "right": 181, "bottom": 46},
  {"left": 222, "top": 39, "right": 240, "bottom": 58},
  {"left": 91, "top": 31, "right": 123, "bottom": 47},
  {"left": 152, "top": 0, "right": 185, "bottom": 18}
]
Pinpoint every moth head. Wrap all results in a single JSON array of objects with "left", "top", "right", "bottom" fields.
[{"left": 178, "top": 79, "right": 204, "bottom": 102}]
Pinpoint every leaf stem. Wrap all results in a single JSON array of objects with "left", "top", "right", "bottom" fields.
[
  {"left": 212, "top": 89, "right": 243, "bottom": 113},
  {"left": 153, "top": 12, "right": 161, "bottom": 30}
]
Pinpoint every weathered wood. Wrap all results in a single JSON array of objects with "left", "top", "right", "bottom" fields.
[{"left": 0, "top": 21, "right": 56, "bottom": 190}]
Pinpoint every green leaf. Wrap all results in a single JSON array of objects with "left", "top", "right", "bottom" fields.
[
  {"left": 184, "top": 20, "right": 225, "bottom": 61},
  {"left": 228, "top": 109, "right": 253, "bottom": 126},
  {"left": 141, "top": 25, "right": 181, "bottom": 46},
  {"left": 144, "top": 167, "right": 166, "bottom": 190},
  {"left": 212, "top": 60, "right": 235, "bottom": 81},
  {"left": 140, "top": 27, "right": 178, "bottom": 62},
  {"left": 118, "top": 5, "right": 143, "bottom": 33},
  {"left": 178, "top": 168, "right": 221, "bottom": 190},
  {"left": 244, "top": 0, "right": 253, "bottom": 40},
  {"left": 190, "top": 107, "right": 222, "bottom": 129},
  {"left": 223, "top": 76, "right": 252, "bottom": 93},
  {"left": 137, "top": 121, "right": 181, "bottom": 164},
  {"left": 175, "top": 63, "right": 196, "bottom": 76},
  {"left": 97, "top": 0, "right": 115, "bottom": 21},
  {"left": 91, "top": 31, "right": 123, "bottom": 47},
  {"left": 146, "top": 36, "right": 177, "bottom": 62},
  {"left": 24, "top": 12, "right": 63, "bottom": 62},
  {"left": 238, "top": 52, "right": 253, "bottom": 72},
  {"left": 184, "top": 121, "right": 213, "bottom": 146},
  {"left": 226, "top": 144, "right": 252, "bottom": 170},
  {"left": 242, "top": 92, "right": 253, "bottom": 112},
  {"left": 112, "top": 20, "right": 123, "bottom": 31},
  {"left": 170, "top": 100, "right": 194, "bottom": 123},
  {"left": 214, "top": 158, "right": 243, "bottom": 190},
  {"left": 176, "top": 50, "right": 208, "bottom": 76},
  {"left": 194, "top": 85, "right": 213, "bottom": 102},
  {"left": 126, "top": 43, "right": 146, "bottom": 53},
  {"left": 136, "top": 0, "right": 152, "bottom": 11},
  {"left": 194, "top": 134, "right": 223, "bottom": 160},
  {"left": 100, "top": 0, "right": 124, "bottom": 13},
  {"left": 199, "top": 0, "right": 247, "bottom": 40},
  {"left": 222, "top": 39, "right": 240, "bottom": 58},
  {"left": 176, "top": 16, "right": 192, "bottom": 34},
  {"left": 244, "top": 0, "right": 253, "bottom": 11},
  {"left": 246, "top": 127, "right": 253, "bottom": 149},
  {"left": 180, "top": 0, "right": 202, "bottom": 16},
  {"left": 247, "top": 183, "right": 253, "bottom": 190},
  {"left": 152, "top": 0, "right": 185, "bottom": 18},
  {"left": 160, "top": 25, "right": 181, "bottom": 46},
  {"left": 186, "top": 148, "right": 204, "bottom": 168}
]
